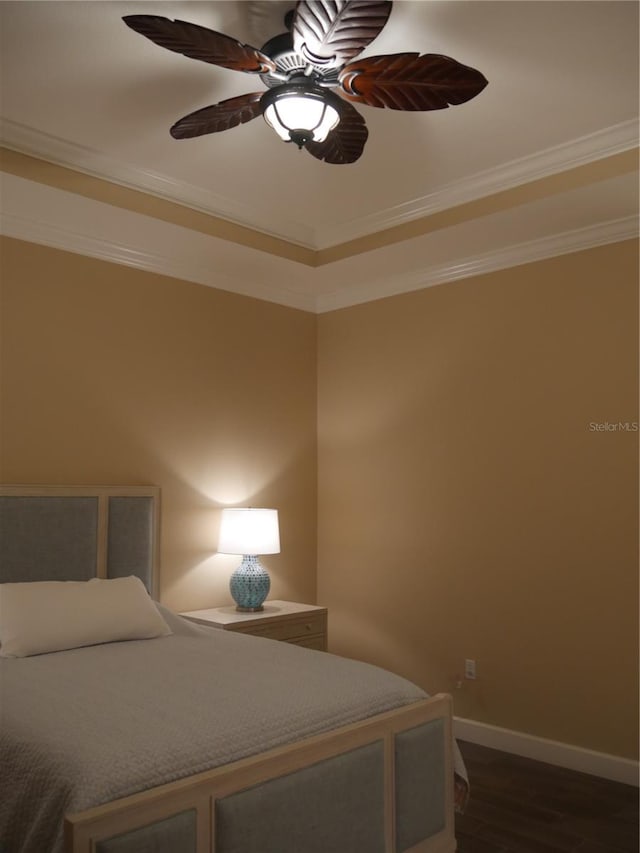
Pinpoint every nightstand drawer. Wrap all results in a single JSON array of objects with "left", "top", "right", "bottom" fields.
[
  {"left": 236, "top": 613, "right": 326, "bottom": 642},
  {"left": 289, "top": 635, "right": 327, "bottom": 651},
  {"left": 180, "top": 601, "right": 328, "bottom": 650}
]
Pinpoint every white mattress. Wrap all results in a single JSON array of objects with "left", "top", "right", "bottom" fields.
[{"left": 1, "top": 607, "right": 432, "bottom": 853}]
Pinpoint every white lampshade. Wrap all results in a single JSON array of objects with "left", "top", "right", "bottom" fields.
[
  {"left": 264, "top": 93, "right": 339, "bottom": 143},
  {"left": 218, "top": 508, "right": 280, "bottom": 556}
]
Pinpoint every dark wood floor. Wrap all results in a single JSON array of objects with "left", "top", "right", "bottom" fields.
[{"left": 455, "top": 740, "right": 639, "bottom": 853}]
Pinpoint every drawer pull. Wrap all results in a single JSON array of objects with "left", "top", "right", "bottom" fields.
[{"left": 305, "top": 623, "right": 312, "bottom": 631}]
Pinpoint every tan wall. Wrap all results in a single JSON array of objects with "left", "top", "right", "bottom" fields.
[
  {"left": 317, "top": 239, "right": 639, "bottom": 759},
  {"left": 2, "top": 233, "right": 638, "bottom": 759},
  {"left": 0, "top": 236, "right": 317, "bottom": 612}
]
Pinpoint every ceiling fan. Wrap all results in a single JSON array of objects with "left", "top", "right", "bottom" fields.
[{"left": 123, "top": 1, "right": 488, "bottom": 165}]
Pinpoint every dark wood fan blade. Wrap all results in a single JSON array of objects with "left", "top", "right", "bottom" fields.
[
  {"left": 123, "top": 15, "right": 276, "bottom": 74},
  {"left": 170, "top": 93, "right": 264, "bottom": 139},
  {"left": 292, "top": 1, "right": 392, "bottom": 69},
  {"left": 338, "top": 52, "right": 488, "bottom": 110},
  {"left": 305, "top": 99, "right": 368, "bottom": 164}
]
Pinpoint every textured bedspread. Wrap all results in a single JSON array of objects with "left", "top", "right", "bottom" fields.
[{"left": 1, "top": 607, "right": 450, "bottom": 853}]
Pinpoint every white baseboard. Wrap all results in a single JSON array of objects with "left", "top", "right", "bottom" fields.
[{"left": 454, "top": 716, "right": 639, "bottom": 787}]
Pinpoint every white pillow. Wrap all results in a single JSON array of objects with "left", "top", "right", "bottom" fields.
[{"left": 0, "top": 576, "right": 172, "bottom": 657}]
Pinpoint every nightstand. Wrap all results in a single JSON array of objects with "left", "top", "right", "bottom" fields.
[{"left": 181, "top": 600, "right": 328, "bottom": 651}]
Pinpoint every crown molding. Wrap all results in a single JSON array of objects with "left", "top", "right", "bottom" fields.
[
  {"left": 314, "top": 119, "right": 640, "bottom": 249},
  {"left": 3, "top": 201, "right": 635, "bottom": 315},
  {"left": 1, "top": 117, "right": 637, "bottom": 254},
  {"left": 0, "top": 118, "right": 315, "bottom": 249},
  {"left": 315, "top": 215, "right": 639, "bottom": 313},
  {"left": 0, "top": 211, "right": 317, "bottom": 313}
]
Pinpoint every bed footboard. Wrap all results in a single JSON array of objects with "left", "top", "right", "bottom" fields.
[{"left": 65, "top": 693, "right": 456, "bottom": 853}]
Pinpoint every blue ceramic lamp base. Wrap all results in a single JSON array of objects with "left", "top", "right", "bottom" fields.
[{"left": 230, "top": 555, "right": 271, "bottom": 612}]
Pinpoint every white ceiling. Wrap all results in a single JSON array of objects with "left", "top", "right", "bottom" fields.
[{"left": 0, "top": 1, "right": 638, "bottom": 312}]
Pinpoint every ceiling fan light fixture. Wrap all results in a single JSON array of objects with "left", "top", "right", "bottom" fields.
[
  {"left": 124, "top": 3, "right": 488, "bottom": 165},
  {"left": 262, "top": 83, "right": 340, "bottom": 148}
]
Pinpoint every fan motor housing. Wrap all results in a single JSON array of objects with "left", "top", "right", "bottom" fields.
[{"left": 260, "top": 31, "right": 339, "bottom": 88}]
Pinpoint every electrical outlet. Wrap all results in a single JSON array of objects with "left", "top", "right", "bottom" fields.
[{"left": 464, "top": 659, "right": 477, "bottom": 680}]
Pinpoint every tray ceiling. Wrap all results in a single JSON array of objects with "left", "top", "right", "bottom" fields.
[{"left": 0, "top": 1, "right": 638, "bottom": 311}]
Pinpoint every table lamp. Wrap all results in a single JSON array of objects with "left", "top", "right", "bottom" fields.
[{"left": 218, "top": 508, "right": 280, "bottom": 612}]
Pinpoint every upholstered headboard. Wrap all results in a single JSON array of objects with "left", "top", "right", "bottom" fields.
[{"left": 0, "top": 485, "right": 160, "bottom": 597}]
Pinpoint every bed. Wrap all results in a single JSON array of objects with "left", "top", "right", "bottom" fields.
[{"left": 0, "top": 485, "right": 465, "bottom": 853}]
